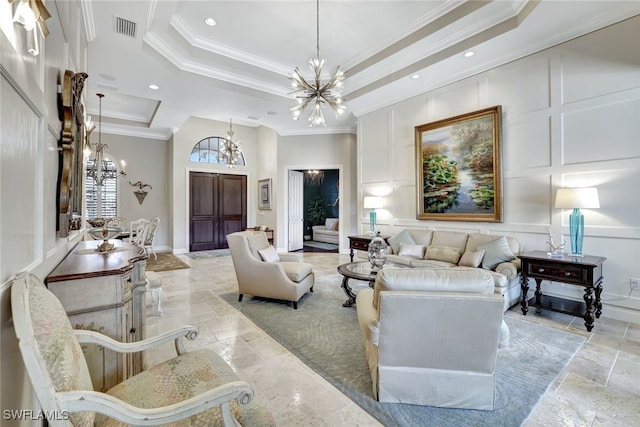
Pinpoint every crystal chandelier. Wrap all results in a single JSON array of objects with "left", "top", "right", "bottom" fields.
[
  {"left": 220, "top": 119, "right": 243, "bottom": 168},
  {"left": 290, "top": 0, "right": 346, "bottom": 127},
  {"left": 85, "top": 93, "right": 126, "bottom": 186}
]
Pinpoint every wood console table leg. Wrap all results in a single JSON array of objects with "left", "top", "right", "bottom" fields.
[
  {"left": 349, "top": 248, "right": 354, "bottom": 262},
  {"left": 520, "top": 275, "right": 529, "bottom": 315},
  {"left": 595, "top": 283, "right": 603, "bottom": 318},
  {"left": 583, "top": 287, "right": 595, "bottom": 332}
]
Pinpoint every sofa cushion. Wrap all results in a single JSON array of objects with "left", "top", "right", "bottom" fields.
[
  {"left": 372, "top": 268, "right": 494, "bottom": 309},
  {"left": 258, "top": 245, "right": 280, "bottom": 262},
  {"left": 458, "top": 249, "right": 485, "bottom": 268},
  {"left": 467, "top": 233, "right": 520, "bottom": 256},
  {"left": 425, "top": 245, "right": 463, "bottom": 264},
  {"left": 410, "top": 259, "right": 454, "bottom": 268},
  {"left": 325, "top": 218, "right": 339, "bottom": 230},
  {"left": 478, "top": 236, "right": 517, "bottom": 270},
  {"left": 397, "top": 243, "right": 426, "bottom": 259},
  {"left": 280, "top": 262, "right": 313, "bottom": 282},
  {"left": 387, "top": 229, "right": 415, "bottom": 254},
  {"left": 430, "top": 231, "right": 469, "bottom": 253},
  {"left": 407, "top": 229, "right": 433, "bottom": 246}
]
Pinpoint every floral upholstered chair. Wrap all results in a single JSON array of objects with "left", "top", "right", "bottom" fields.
[{"left": 10, "top": 271, "right": 274, "bottom": 426}]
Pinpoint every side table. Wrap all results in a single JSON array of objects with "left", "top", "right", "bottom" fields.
[
  {"left": 519, "top": 251, "right": 606, "bottom": 332},
  {"left": 348, "top": 234, "right": 390, "bottom": 262}
]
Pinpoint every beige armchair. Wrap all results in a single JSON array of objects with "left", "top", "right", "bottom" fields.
[
  {"left": 227, "top": 231, "right": 314, "bottom": 309},
  {"left": 356, "top": 268, "right": 507, "bottom": 410}
]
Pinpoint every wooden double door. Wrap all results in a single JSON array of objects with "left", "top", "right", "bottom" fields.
[{"left": 190, "top": 172, "right": 247, "bottom": 251}]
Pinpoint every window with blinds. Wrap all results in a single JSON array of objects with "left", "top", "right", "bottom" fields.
[
  {"left": 189, "top": 136, "right": 246, "bottom": 166},
  {"left": 85, "top": 159, "right": 119, "bottom": 218}
]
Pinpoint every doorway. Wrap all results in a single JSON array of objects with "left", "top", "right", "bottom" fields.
[
  {"left": 292, "top": 168, "right": 340, "bottom": 253},
  {"left": 189, "top": 172, "right": 247, "bottom": 251}
]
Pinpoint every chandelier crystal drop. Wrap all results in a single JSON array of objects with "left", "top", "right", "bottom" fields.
[
  {"left": 86, "top": 93, "right": 126, "bottom": 186},
  {"left": 220, "top": 119, "right": 243, "bottom": 168},
  {"left": 290, "top": 0, "right": 346, "bottom": 127}
]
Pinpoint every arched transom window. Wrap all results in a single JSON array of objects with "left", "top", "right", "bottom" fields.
[{"left": 189, "top": 137, "right": 246, "bottom": 166}]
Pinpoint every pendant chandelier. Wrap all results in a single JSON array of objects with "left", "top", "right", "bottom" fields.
[
  {"left": 85, "top": 93, "right": 126, "bottom": 186},
  {"left": 220, "top": 119, "right": 243, "bottom": 168},
  {"left": 290, "top": 0, "right": 346, "bottom": 127},
  {"left": 304, "top": 169, "right": 324, "bottom": 186}
]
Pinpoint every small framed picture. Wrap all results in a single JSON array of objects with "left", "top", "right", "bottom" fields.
[{"left": 258, "top": 178, "right": 272, "bottom": 210}]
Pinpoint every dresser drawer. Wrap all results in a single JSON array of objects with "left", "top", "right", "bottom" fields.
[
  {"left": 526, "top": 262, "right": 584, "bottom": 283},
  {"left": 350, "top": 239, "right": 370, "bottom": 250}
]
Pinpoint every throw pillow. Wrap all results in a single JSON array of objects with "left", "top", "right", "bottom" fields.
[
  {"left": 458, "top": 249, "right": 485, "bottom": 268},
  {"left": 478, "top": 236, "right": 516, "bottom": 270},
  {"left": 331, "top": 220, "right": 339, "bottom": 231},
  {"left": 325, "top": 218, "right": 339, "bottom": 230},
  {"left": 398, "top": 242, "right": 426, "bottom": 259},
  {"left": 258, "top": 245, "right": 280, "bottom": 262},
  {"left": 425, "top": 245, "right": 462, "bottom": 264},
  {"left": 387, "top": 229, "right": 416, "bottom": 254}
]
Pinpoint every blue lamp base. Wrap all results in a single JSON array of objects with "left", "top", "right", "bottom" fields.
[
  {"left": 569, "top": 208, "right": 584, "bottom": 256},
  {"left": 369, "top": 210, "right": 377, "bottom": 233}
]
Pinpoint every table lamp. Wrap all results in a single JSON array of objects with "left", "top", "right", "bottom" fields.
[
  {"left": 554, "top": 187, "right": 600, "bottom": 256},
  {"left": 363, "top": 196, "right": 383, "bottom": 233}
]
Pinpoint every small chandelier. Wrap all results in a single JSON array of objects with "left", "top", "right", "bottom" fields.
[
  {"left": 85, "top": 93, "right": 126, "bottom": 186},
  {"left": 304, "top": 170, "right": 324, "bottom": 186},
  {"left": 290, "top": 0, "right": 346, "bottom": 127},
  {"left": 220, "top": 119, "right": 243, "bottom": 168}
]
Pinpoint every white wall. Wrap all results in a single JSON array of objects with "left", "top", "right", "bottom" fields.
[
  {"left": 1, "top": 0, "right": 88, "bottom": 422},
  {"left": 277, "top": 133, "right": 357, "bottom": 252},
  {"left": 103, "top": 133, "right": 170, "bottom": 250},
  {"left": 358, "top": 16, "right": 640, "bottom": 323}
]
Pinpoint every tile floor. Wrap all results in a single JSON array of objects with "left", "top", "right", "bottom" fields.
[{"left": 144, "top": 251, "right": 640, "bottom": 426}]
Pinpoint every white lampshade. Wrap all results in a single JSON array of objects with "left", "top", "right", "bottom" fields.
[
  {"left": 363, "top": 196, "right": 383, "bottom": 209},
  {"left": 554, "top": 188, "right": 600, "bottom": 209}
]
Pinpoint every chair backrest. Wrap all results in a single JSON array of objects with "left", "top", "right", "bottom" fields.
[
  {"left": 10, "top": 272, "right": 95, "bottom": 426},
  {"left": 129, "top": 218, "right": 150, "bottom": 246},
  {"left": 144, "top": 216, "right": 160, "bottom": 246}
]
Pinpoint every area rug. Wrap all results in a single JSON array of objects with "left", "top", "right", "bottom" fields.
[
  {"left": 220, "top": 274, "right": 586, "bottom": 427},
  {"left": 184, "top": 249, "right": 231, "bottom": 259},
  {"left": 303, "top": 240, "right": 339, "bottom": 250},
  {"left": 146, "top": 253, "right": 190, "bottom": 272}
]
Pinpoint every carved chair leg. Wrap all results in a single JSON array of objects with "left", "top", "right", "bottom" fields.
[{"left": 310, "top": 286, "right": 314, "bottom": 293}]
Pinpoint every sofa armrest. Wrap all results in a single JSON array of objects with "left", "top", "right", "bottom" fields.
[{"left": 494, "top": 259, "right": 520, "bottom": 280}]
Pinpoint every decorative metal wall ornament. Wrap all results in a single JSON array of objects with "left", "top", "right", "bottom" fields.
[
  {"left": 129, "top": 181, "right": 152, "bottom": 205},
  {"left": 289, "top": 0, "right": 346, "bottom": 126},
  {"left": 219, "top": 119, "right": 243, "bottom": 168}
]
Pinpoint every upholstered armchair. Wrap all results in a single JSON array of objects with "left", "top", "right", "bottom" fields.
[
  {"left": 10, "top": 272, "right": 273, "bottom": 426},
  {"left": 356, "top": 268, "right": 507, "bottom": 410},
  {"left": 227, "top": 231, "right": 314, "bottom": 309}
]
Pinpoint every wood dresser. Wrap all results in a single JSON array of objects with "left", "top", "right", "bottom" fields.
[{"left": 45, "top": 240, "right": 148, "bottom": 391}]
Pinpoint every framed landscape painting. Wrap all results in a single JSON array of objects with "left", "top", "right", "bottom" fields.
[
  {"left": 415, "top": 105, "right": 503, "bottom": 222},
  {"left": 258, "top": 178, "right": 272, "bottom": 210}
]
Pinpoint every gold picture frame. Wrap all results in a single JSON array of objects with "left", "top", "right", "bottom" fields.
[
  {"left": 258, "top": 178, "right": 272, "bottom": 210},
  {"left": 415, "top": 105, "right": 503, "bottom": 222}
]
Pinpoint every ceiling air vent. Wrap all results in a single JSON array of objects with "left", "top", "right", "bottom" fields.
[{"left": 114, "top": 16, "right": 137, "bottom": 38}]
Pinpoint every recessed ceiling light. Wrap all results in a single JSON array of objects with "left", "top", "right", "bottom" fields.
[
  {"left": 266, "top": 111, "right": 277, "bottom": 115},
  {"left": 148, "top": 84, "right": 159, "bottom": 90},
  {"left": 411, "top": 74, "right": 420, "bottom": 79},
  {"left": 464, "top": 51, "right": 475, "bottom": 58},
  {"left": 204, "top": 18, "right": 216, "bottom": 26}
]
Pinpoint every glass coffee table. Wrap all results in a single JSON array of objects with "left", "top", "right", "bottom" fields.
[{"left": 337, "top": 261, "right": 407, "bottom": 307}]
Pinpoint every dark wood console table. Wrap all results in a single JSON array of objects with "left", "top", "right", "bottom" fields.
[
  {"left": 519, "top": 251, "right": 606, "bottom": 332},
  {"left": 348, "top": 234, "right": 390, "bottom": 262},
  {"left": 46, "top": 240, "right": 148, "bottom": 390}
]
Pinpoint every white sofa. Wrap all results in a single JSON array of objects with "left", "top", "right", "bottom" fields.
[
  {"left": 356, "top": 268, "right": 507, "bottom": 409},
  {"left": 360, "top": 229, "right": 522, "bottom": 312},
  {"left": 312, "top": 218, "right": 339, "bottom": 244}
]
